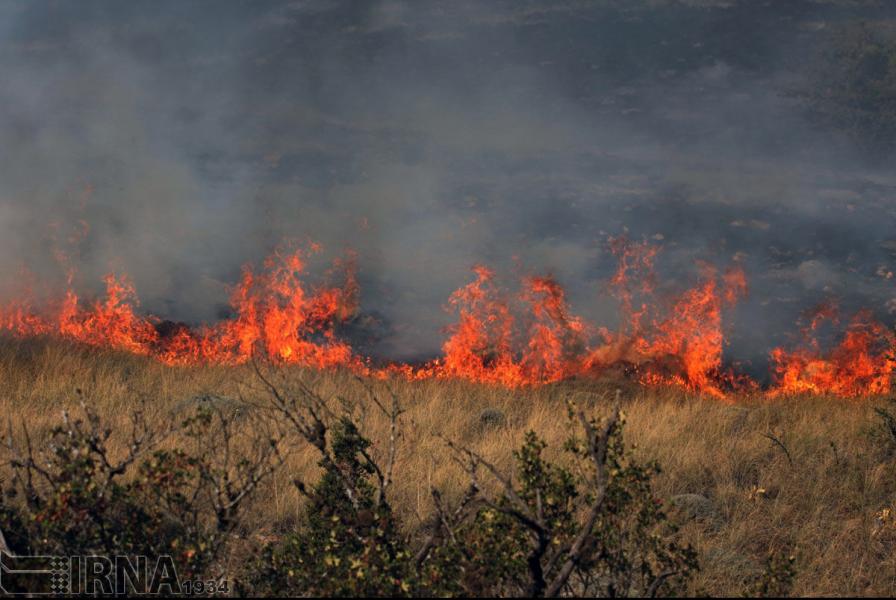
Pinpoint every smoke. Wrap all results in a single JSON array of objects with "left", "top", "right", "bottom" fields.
[{"left": 1, "top": 0, "right": 895, "bottom": 368}]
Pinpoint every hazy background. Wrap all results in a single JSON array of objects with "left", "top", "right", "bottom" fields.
[{"left": 1, "top": 0, "right": 895, "bottom": 375}]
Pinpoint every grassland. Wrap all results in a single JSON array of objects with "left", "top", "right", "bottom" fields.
[{"left": 2, "top": 337, "right": 896, "bottom": 596}]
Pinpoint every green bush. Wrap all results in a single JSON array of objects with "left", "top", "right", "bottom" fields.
[{"left": 247, "top": 417, "right": 417, "bottom": 596}]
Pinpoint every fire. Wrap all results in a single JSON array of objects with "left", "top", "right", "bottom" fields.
[
  {"left": 432, "top": 265, "right": 522, "bottom": 386},
  {"left": 0, "top": 243, "right": 360, "bottom": 369},
  {"left": 395, "top": 238, "right": 747, "bottom": 395},
  {"left": 2, "top": 231, "right": 895, "bottom": 399},
  {"left": 57, "top": 274, "right": 158, "bottom": 355},
  {"left": 769, "top": 303, "right": 896, "bottom": 397},
  {"left": 519, "top": 275, "right": 588, "bottom": 383},
  {"left": 191, "top": 246, "right": 359, "bottom": 368},
  {"left": 586, "top": 239, "right": 749, "bottom": 398},
  {"left": 606, "top": 236, "right": 658, "bottom": 338},
  {"left": 418, "top": 267, "right": 589, "bottom": 386}
]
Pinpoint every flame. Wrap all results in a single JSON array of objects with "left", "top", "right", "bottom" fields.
[
  {"left": 0, "top": 243, "right": 359, "bottom": 369},
  {"left": 193, "top": 246, "right": 358, "bottom": 367},
  {"left": 769, "top": 304, "right": 896, "bottom": 397},
  {"left": 416, "top": 267, "right": 590, "bottom": 386},
  {"left": 397, "top": 240, "right": 747, "bottom": 395},
  {"left": 2, "top": 231, "right": 895, "bottom": 399},
  {"left": 434, "top": 265, "right": 521, "bottom": 385},
  {"left": 607, "top": 236, "right": 658, "bottom": 338},
  {"left": 630, "top": 265, "right": 748, "bottom": 398},
  {"left": 519, "top": 275, "right": 588, "bottom": 383},
  {"left": 585, "top": 239, "right": 749, "bottom": 398},
  {"left": 57, "top": 274, "right": 158, "bottom": 355}
]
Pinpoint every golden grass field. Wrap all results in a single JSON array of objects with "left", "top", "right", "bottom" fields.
[{"left": 3, "top": 336, "right": 896, "bottom": 596}]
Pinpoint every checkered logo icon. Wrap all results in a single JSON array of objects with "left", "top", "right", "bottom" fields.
[{"left": 0, "top": 551, "right": 69, "bottom": 595}]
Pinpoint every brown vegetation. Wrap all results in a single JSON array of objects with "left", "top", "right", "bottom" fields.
[{"left": 2, "top": 336, "right": 896, "bottom": 595}]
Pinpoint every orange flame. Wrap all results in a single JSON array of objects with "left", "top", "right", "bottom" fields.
[
  {"left": 418, "top": 268, "right": 590, "bottom": 386},
  {"left": 519, "top": 275, "right": 588, "bottom": 383},
  {"left": 434, "top": 265, "right": 521, "bottom": 385},
  {"left": 401, "top": 240, "right": 748, "bottom": 395},
  {"left": 2, "top": 231, "right": 895, "bottom": 400},
  {"left": 0, "top": 243, "right": 359, "bottom": 369},
  {"left": 585, "top": 238, "right": 749, "bottom": 398},
  {"left": 769, "top": 303, "right": 896, "bottom": 397},
  {"left": 631, "top": 264, "right": 748, "bottom": 398}
]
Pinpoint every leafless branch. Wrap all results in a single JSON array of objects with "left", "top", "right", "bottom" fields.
[
  {"left": 762, "top": 431, "right": 793, "bottom": 468},
  {"left": 354, "top": 376, "right": 404, "bottom": 508},
  {"left": 646, "top": 570, "right": 680, "bottom": 598},
  {"left": 544, "top": 405, "right": 620, "bottom": 598},
  {"left": 414, "top": 483, "right": 481, "bottom": 567}
]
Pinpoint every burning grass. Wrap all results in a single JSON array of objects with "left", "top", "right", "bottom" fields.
[
  {"left": 3, "top": 336, "right": 896, "bottom": 595},
  {"left": 2, "top": 236, "right": 894, "bottom": 399}
]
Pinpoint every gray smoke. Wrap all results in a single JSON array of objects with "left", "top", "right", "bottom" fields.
[{"left": 1, "top": 0, "right": 895, "bottom": 372}]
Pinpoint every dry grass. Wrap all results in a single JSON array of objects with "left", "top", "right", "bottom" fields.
[{"left": 3, "top": 336, "right": 896, "bottom": 596}]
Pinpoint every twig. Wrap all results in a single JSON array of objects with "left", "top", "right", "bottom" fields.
[
  {"left": 762, "top": 432, "right": 793, "bottom": 468},
  {"left": 646, "top": 570, "right": 679, "bottom": 598}
]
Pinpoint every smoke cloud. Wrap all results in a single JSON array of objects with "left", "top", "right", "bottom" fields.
[{"left": 1, "top": 0, "right": 895, "bottom": 371}]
